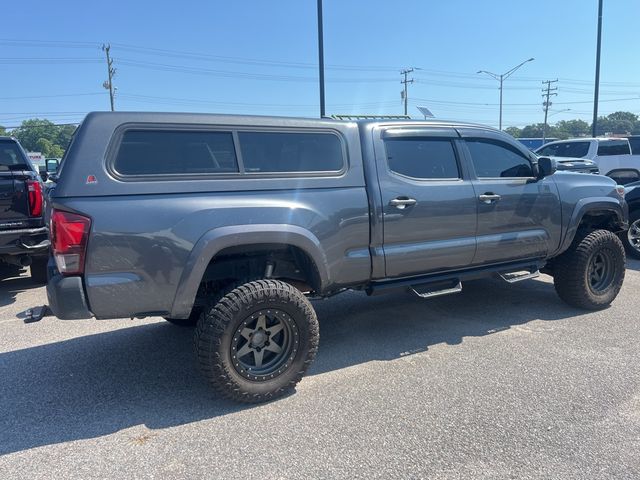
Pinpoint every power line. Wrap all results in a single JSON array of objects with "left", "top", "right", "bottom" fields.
[
  {"left": 3, "top": 38, "right": 640, "bottom": 87},
  {"left": 0, "top": 92, "right": 104, "bottom": 100}
]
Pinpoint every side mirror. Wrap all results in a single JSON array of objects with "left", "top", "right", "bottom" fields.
[
  {"left": 45, "top": 158, "right": 59, "bottom": 173},
  {"left": 537, "top": 156, "right": 557, "bottom": 179}
]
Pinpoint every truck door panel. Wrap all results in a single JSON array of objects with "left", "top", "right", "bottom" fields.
[{"left": 374, "top": 127, "right": 477, "bottom": 277}]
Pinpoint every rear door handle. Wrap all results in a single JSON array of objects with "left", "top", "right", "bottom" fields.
[
  {"left": 478, "top": 193, "right": 501, "bottom": 204},
  {"left": 389, "top": 197, "right": 417, "bottom": 209}
]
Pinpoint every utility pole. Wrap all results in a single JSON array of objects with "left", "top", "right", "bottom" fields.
[
  {"left": 592, "top": 0, "right": 603, "bottom": 137},
  {"left": 102, "top": 44, "right": 116, "bottom": 111},
  {"left": 317, "top": 0, "right": 325, "bottom": 118},
  {"left": 400, "top": 68, "right": 414, "bottom": 116},
  {"left": 542, "top": 79, "right": 558, "bottom": 143},
  {"left": 478, "top": 57, "right": 534, "bottom": 130}
]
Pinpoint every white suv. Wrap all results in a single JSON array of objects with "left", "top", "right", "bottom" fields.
[{"left": 536, "top": 138, "right": 640, "bottom": 184}]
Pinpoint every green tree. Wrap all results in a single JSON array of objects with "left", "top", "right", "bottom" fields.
[
  {"left": 10, "top": 118, "right": 75, "bottom": 156},
  {"left": 504, "top": 126, "right": 521, "bottom": 138},
  {"left": 554, "top": 119, "right": 590, "bottom": 139},
  {"left": 520, "top": 123, "right": 552, "bottom": 138},
  {"left": 593, "top": 111, "right": 640, "bottom": 136},
  {"left": 0, "top": 125, "right": 6, "bottom": 136}
]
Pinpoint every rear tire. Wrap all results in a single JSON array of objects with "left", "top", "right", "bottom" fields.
[
  {"left": 620, "top": 209, "right": 640, "bottom": 259},
  {"left": 30, "top": 257, "right": 48, "bottom": 284},
  {"left": 195, "top": 279, "right": 319, "bottom": 403},
  {"left": 553, "top": 229, "right": 625, "bottom": 310}
]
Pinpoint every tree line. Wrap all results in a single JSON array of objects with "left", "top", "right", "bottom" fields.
[
  {"left": 505, "top": 111, "right": 640, "bottom": 139},
  {"left": 0, "top": 119, "right": 77, "bottom": 158}
]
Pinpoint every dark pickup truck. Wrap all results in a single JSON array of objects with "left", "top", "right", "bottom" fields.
[
  {"left": 45, "top": 112, "right": 628, "bottom": 403},
  {"left": 0, "top": 137, "right": 48, "bottom": 281}
]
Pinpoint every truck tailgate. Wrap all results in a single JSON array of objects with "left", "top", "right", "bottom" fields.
[{"left": 0, "top": 170, "right": 31, "bottom": 230}]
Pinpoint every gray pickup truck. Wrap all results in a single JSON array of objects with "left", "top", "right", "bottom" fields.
[{"left": 46, "top": 112, "right": 628, "bottom": 403}]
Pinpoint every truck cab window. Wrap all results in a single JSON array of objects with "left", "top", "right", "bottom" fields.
[
  {"left": 466, "top": 139, "right": 533, "bottom": 178},
  {"left": 384, "top": 138, "right": 459, "bottom": 179}
]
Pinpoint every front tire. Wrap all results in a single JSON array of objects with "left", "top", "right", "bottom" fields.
[
  {"left": 620, "top": 210, "right": 640, "bottom": 259},
  {"left": 195, "top": 279, "right": 319, "bottom": 403},
  {"left": 553, "top": 229, "right": 625, "bottom": 310}
]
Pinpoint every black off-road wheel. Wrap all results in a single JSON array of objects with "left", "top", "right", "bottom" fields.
[
  {"left": 553, "top": 229, "right": 625, "bottom": 310},
  {"left": 30, "top": 257, "right": 48, "bottom": 284},
  {"left": 195, "top": 279, "right": 319, "bottom": 403},
  {"left": 620, "top": 209, "right": 640, "bottom": 260}
]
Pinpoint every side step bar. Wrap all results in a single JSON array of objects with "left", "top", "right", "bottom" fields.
[
  {"left": 410, "top": 281, "right": 462, "bottom": 299},
  {"left": 498, "top": 270, "right": 540, "bottom": 284},
  {"left": 366, "top": 259, "right": 545, "bottom": 297}
]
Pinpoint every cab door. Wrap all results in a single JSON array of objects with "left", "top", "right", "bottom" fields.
[
  {"left": 374, "top": 127, "right": 478, "bottom": 278},
  {"left": 457, "top": 128, "right": 562, "bottom": 265}
]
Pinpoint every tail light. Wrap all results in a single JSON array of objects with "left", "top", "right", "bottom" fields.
[
  {"left": 26, "top": 179, "right": 43, "bottom": 217},
  {"left": 50, "top": 209, "right": 91, "bottom": 275}
]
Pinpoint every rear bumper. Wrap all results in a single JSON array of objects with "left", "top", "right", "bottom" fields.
[
  {"left": 0, "top": 226, "right": 49, "bottom": 258},
  {"left": 46, "top": 263, "right": 93, "bottom": 320}
]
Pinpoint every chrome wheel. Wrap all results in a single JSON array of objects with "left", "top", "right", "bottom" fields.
[
  {"left": 231, "top": 309, "right": 299, "bottom": 381},
  {"left": 627, "top": 219, "right": 640, "bottom": 254}
]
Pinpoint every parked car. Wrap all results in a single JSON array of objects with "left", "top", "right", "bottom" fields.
[
  {"left": 45, "top": 112, "right": 628, "bottom": 403},
  {"left": 535, "top": 137, "right": 640, "bottom": 184},
  {"left": 621, "top": 180, "right": 640, "bottom": 258},
  {"left": 0, "top": 136, "right": 49, "bottom": 282}
]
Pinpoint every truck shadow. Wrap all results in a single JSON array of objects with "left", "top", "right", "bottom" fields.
[
  {"left": 0, "top": 265, "right": 42, "bottom": 308},
  {"left": 626, "top": 258, "right": 640, "bottom": 271},
  {"left": 0, "top": 276, "right": 607, "bottom": 455}
]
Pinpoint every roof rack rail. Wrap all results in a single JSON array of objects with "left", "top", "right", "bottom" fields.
[{"left": 330, "top": 115, "right": 411, "bottom": 121}]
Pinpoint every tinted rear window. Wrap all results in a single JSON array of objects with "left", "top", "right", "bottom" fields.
[
  {"left": 238, "top": 131, "right": 343, "bottom": 173},
  {"left": 597, "top": 140, "right": 631, "bottom": 156},
  {"left": 628, "top": 137, "right": 640, "bottom": 154},
  {"left": 384, "top": 138, "right": 459, "bottom": 179},
  {"left": 0, "top": 141, "right": 29, "bottom": 171},
  {"left": 537, "top": 141, "right": 590, "bottom": 158},
  {"left": 113, "top": 130, "right": 238, "bottom": 175}
]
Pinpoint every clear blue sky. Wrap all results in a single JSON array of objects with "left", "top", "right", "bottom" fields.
[{"left": 2, "top": 0, "right": 639, "bottom": 129}]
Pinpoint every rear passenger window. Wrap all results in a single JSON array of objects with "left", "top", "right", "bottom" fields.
[
  {"left": 597, "top": 140, "right": 631, "bottom": 156},
  {"left": 114, "top": 130, "right": 238, "bottom": 175},
  {"left": 238, "top": 131, "right": 343, "bottom": 173},
  {"left": 384, "top": 138, "right": 459, "bottom": 179},
  {"left": 466, "top": 139, "right": 533, "bottom": 178}
]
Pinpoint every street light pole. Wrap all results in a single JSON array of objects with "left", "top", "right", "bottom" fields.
[
  {"left": 592, "top": 0, "right": 603, "bottom": 137},
  {"left": 317, "top": 0, "right": 326, "bottom": 118},
  {"left": 478, "top": 57, "right": 534, "bottom": 130},
  {"left": 499, "top": 76, "right": 503, "bottom": 131}
]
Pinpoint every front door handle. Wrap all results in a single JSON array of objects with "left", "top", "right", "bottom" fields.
[
  {"left": 479, "top": 193, "right": 501, "bottom": 204},
  {"left": 389, "top": 197, "right": 417, "bottom": 209}
]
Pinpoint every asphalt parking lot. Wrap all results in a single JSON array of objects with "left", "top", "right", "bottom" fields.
[{"left": 1, "top": 261, "right": 639, "bottom": 479}]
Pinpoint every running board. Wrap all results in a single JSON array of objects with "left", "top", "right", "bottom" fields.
[
  {"left": 410, "top": 281, "right": 462, "bottom": 299},
  {"left": 498, "top": 270, "right": 540, "bottom": 284}
]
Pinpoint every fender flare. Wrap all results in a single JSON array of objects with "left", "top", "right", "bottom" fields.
[
  {"left": 558, "top": 198, "right": 626, "bottom": 254},
  {"left": 169, "top": 224, "right": 329, "bottom": 318}
]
